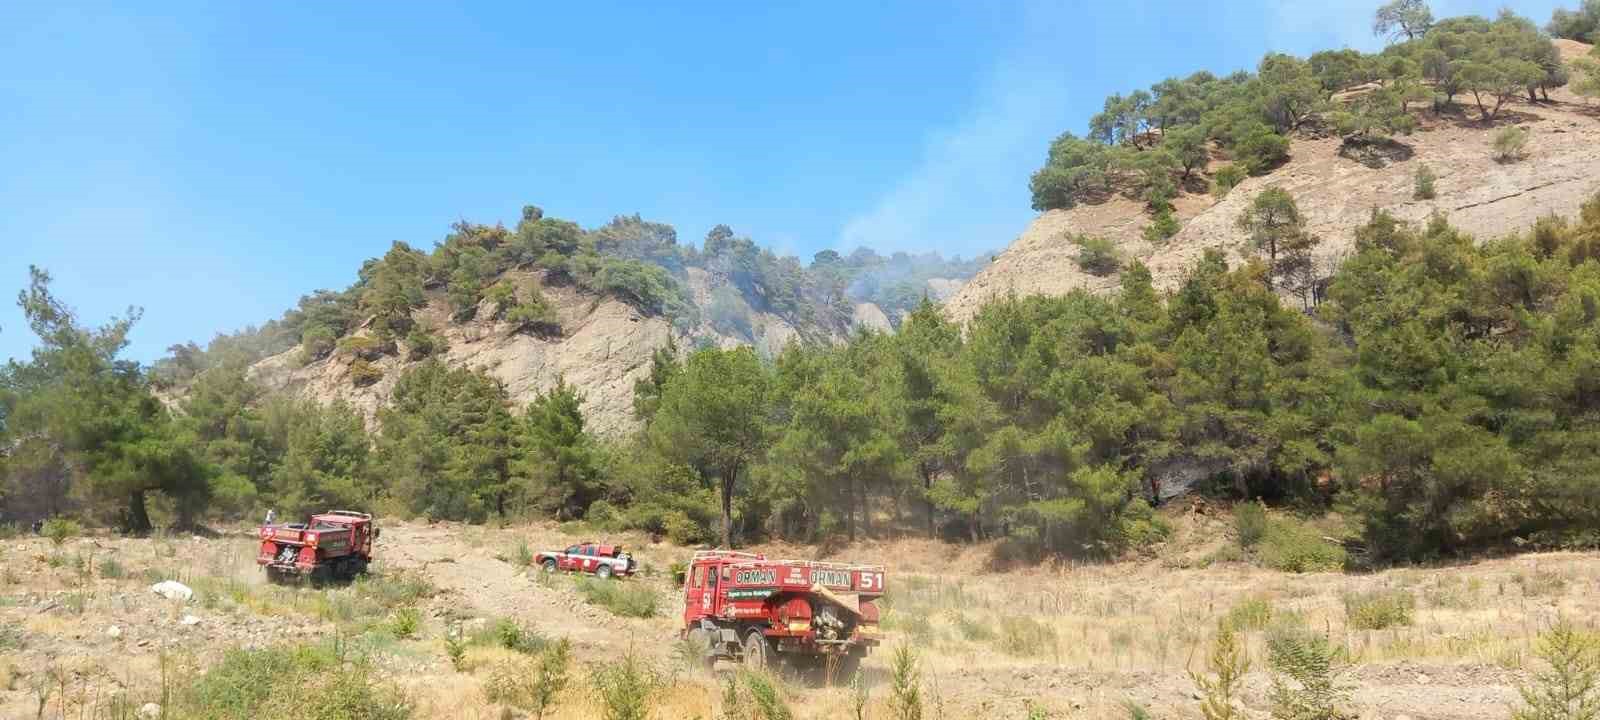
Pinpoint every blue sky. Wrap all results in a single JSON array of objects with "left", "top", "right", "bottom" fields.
[{"left": 0, "top": 0, "right": 1562, "bottom": 364}]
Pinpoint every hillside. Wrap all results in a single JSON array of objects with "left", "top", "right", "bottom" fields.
[
  {"left": 948, "top": 39, "right": 1600, "bottom": 322},
  {"left": 159, "top": 213, "right": 987, "bottom": 436},
  {"left": 247, "top": 269, "right": 673, "bottom": 437}
]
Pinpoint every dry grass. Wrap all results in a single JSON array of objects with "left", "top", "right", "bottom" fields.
[{"left": 5, "top": 516, "right": 1600, "bottom": 719}]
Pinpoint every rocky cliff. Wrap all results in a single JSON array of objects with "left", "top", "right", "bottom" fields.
[
  {"left": 948, "top": 40, "right": 1600, "bottom": 323},
  {"left": 245, "top": 267, "right": 945, "bottom": 437},
  {"left": 247, "top": 269, "right": 672, "bottom": 437}
]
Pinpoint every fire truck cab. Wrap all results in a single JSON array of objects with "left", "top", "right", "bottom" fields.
[{"left": 682, "top": 550, "right": 884, "bottom": 679}]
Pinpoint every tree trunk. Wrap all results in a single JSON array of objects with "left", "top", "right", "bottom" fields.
[
  {"left": 858, "top": 476, "right": 871, "bottom": 539},
  {"left": 844, "top": 485, "right": 856, "bottom": 542},
  {"left": 127, "top": 489, "right": 152, "bottom": 535},
  {"left": 719, "top": 466, "right": 737, "bottom": 549},
  {"left": 922, "top": 463, "right": 936, "bottom": 538}
]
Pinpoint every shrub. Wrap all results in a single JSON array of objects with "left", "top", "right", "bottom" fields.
[
  {"left": 663, "top": 510, "right": 712, "bottom": 545},
  {"left": 1190, "top": 621, "right": 1249, "bottom": 720},
  {"left": 592, "top": 651, "right": 660, "bottom": 720},
  {"left": 179, "top": 641, "right": 413, "bottom": 720},
  {"left": 41, "top": 518, "right": 80, "bottom": 547},
  {"left": 486, "top": 281, "right": 518, "bottom": 317},
  {"left": 1513, "top": 618, "right": 1600, "bottom": 720},
  {"left": 528, "top": 639, "right": 573, "bottom": 719},
  {"left": 0, "top": 625, "right": 25, "bottom": 651},
  {"left": 1142, "top": 209, "right": 1180, "bottom": 244},
  {"left": 349, "top": 359, "right": 384, "bottom": 387},
  {"left": 573, "top": 577, "right": 658, "bottom": 618},
  {"left": 482, "top": 618, "right": 547, "bottom": 654},
  {"left": 1413, "top": 164, "right": 1436, "bottom": 200},
  {"left": 337, "top": 334, "right": 388, "bottom": 361},
  {"left": 1225, "top": 597, "right": 1273, "bottom": 632},
  {"left": 887, "top": 644, "right": 923, "bottom": 720},
  {"left": 354, "top": 572, "right": 436, "bottom": 608},
  {"left": 1145, "top": 175, "right": 1177, "bottom": 213},
  {"left": 1343, "top": 589, "right": 1415, "bottom": 630},
  {"left": 1494, "top": 127, "right": 1529, "bottom": 162},
  {"left": 300, "top": 324, "right": 337, "bottom": 365},
  {"left": 98, "top": 557, "right": 125, "bottom": 579},
  {"left": 1233, "top": 502, "right": 1267, "bottom": 548},
  {"left": 1204, "top": 544, "right": 1246, "bottom": 566},
  {"left": 1265, "top": 626, "right": 1349, "bottom": 720},
  {"left": 1234, "top": 126, "right": 1290, "bottom": 174},
  {"left": 1258, "top": 519, "right": 1346, "bottom": 573},
  {"left": 1212, "top": 164, "right": 1247, "bottom": 198},
  {"left": 886, "top": 611, "right": 935, "bottom": 643},
  {"left": 850, "top": 670, "right": 870, "bottom": 720},
  {"left": 997, "top": 615, "right": 1057, "bottom": 657},
  {"left": 507, "top": 296, "right": 558, "bottom": 334},
  {"left": 0, "top": 522, "right": 19, "bottom": 540},
  {"left": 952, "top": 614, "right": 994, "bottom": 642},
  {"left": 389, "top": 607, "right": 421, "bottom": 639},
  {"left": 721, "top": 670, "right": 794, "bottom": 720},
  {"left": 404, "top": 329, "right": 445, "bottom": 360},
  {"left": 511, "top": 539, "right": 534, "bottom": 568},
  {"left": 1071, "top": 234, "right": 1121, "bottom": 276},
  {"left": 498, "top": 621, "right": 541, "bottom": 652},
  {"left": 444, "top": 623, "right": 467, "bottom": 672},
  {"left": 1515, "top": 570, "right": 1569, "bottom": 598},
  {"left": 1424, "top": 576, "right": 1484, "bottom": 610},
  {"left": 484, "top": 638, "right": 571, "bottom": 719}
]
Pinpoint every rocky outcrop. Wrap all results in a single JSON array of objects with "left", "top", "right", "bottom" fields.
[
  {"left": 947, "top": 58, "right": 1600, "bottom": 323},
  {"left": 852, "top": 302, "right": 893, "bottom": 333},
  {"left": 247, "top": 264, "right": 865, "bottom": 436},
  {"left": 250, "top": 270, "right": 672, "bottom": 438}
]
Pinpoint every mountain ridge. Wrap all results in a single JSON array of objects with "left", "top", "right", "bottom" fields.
[{"left": 947, "top": 39, "right": 1600, "bottom": 323}]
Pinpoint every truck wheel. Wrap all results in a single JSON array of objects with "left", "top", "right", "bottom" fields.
[
  {"left": 686, "top": 628, "right": 717, "bottom": 671},
  {"left": 542, "top": 559, "right": 557, "bottom": 574},
  {"left": 596, "top": 564, "right": 614, "bottom": 580},
  {"left": 833, "top": 651, "right": 863, "bottom": 684},
  {"left": 742, "top": 630, "right": 773, "bottom": 671}
]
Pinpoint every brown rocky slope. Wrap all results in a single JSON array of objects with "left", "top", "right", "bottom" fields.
[
  {"left": 948, "top": 42, "right": 1600, "bottom": 323},
  {"left": 245, "top": 267, "right": 938, "bottom": 437}
]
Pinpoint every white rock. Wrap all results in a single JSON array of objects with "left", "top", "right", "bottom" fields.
[
  {"left": 180, "top": 614, "right": 201, "bottom": 626},
  {"left": 150, "top": 580, "right": 193, "bottom": 602},
  {"left": 137, "top": 703, "right": 161, "bottom": 719},
  {"left": 106, "top": 626, "right": 122, "bottom": 638}
]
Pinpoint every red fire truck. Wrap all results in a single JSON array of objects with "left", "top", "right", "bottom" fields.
[
  {"left": 682, "top": 550, "right": 885, "bottom": 679},
  {"left": 256, "top": 510, "right": 378, "bottom": 582}
]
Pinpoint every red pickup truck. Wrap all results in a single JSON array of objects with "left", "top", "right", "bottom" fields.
[
  {"left": 257, "top": 510, "right": 378, "bottom": 582},
  {"left": 534, "top": 542, "right": 636, "bottom": 579}
]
